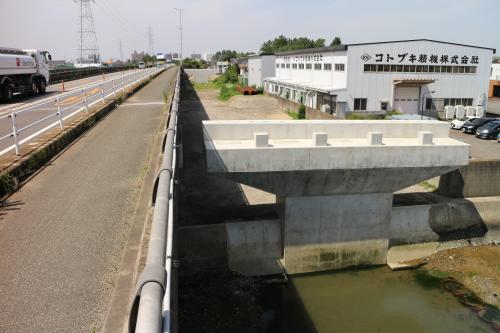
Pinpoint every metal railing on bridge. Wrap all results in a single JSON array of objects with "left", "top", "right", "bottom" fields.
[
  {"left": 0, "top": 67, "right": 165, "bottom": 157},
  {"left": 128, "top": 68, "right": 180, "bottom": 333}
]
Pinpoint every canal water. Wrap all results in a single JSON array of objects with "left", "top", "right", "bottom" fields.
[{"left": 261, "top": 266, "right": 495, "bottom": 333}]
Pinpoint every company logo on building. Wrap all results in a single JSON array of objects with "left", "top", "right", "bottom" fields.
[{"left": 360, "top": 53, "right": 371, "bottom": 62}]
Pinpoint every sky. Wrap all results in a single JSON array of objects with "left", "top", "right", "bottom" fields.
[{"left": 0, "top": 0, "right": 499, "bottom": 62}]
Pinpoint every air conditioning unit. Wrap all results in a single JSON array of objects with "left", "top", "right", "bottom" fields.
[
  {"left": 444, "top": 105, "right": 455, "bottom": 120},
  {"left": 465, "top": 106, "right": 475, "bottom": 117},
  {"left": 475, "top": 106, "right": 485, "bottom": 118},
  {"left": 455, "top": 105, "right": 465, "bottom": 119}
]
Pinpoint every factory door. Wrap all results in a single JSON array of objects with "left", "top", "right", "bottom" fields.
[
  {"left": 394, "top": 87, "right": 420, "bottom": 114},
  {"left": 493, "top": 85, "right": 500, "bottom": 98}
]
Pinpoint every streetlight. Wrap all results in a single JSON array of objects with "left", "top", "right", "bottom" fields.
[{"left": 421, "top": 90, "right": 436, "bottom": 120}]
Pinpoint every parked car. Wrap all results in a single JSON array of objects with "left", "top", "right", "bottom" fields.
[
  {"left": 475, "top": 120, "right": 500, "bottom": 139},
  {"left": 461, "top": 117, "right": 498, "bottom": 134},
  {"left": 138, "top": 61, "right": 146, "bottom": 69},
  {"left": 497, "top": 132, "right": 500, "bottom": 143},
  {"left": 451, "top": 116, "right": 478, "bottom": 129}
]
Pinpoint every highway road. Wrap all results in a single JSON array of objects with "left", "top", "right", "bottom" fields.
[
  {"left": 0, "top": 67, "right": 166, "bottom": 157},
  {"left": 0, "top": 66, "right": 178, "bottom": 332}
]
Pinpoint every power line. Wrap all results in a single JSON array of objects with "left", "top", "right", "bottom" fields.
[{"left": 119, "top": 39, "right": 123, "bottom": 61}]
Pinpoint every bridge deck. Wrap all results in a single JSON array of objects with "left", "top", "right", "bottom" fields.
[{"left": 0, "top": 68, "right": 177, "bottom": 332}]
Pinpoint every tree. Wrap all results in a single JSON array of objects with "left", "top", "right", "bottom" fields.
[
  {"left": 260, "top": 36, "right": 326, "bottom": 53},
  {"left": 213, "top": 50, "right": 254, "bottom": 62},
  {"left": 298, "top": 104, "right": 306, "bottom": 119},
  {"left": 330, "top": 37, "right": 342, "bottom": 47},
  {"left": 220, "top": 64, "right": 239, "bottom": 84},
  {"left": 182, "top": 58, "right": 210, "bottom": 69}
]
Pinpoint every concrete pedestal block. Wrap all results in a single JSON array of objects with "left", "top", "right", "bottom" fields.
[
  {"left": 254, "top": 132, "right": 268, "bottom": 147},
  {"left": 282, "top": 193, "right": 392, "bottom": 274}
]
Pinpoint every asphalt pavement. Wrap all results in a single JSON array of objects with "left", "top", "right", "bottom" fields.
[{"left": 0, "top": 67, "right": 177, "bottom": 332}]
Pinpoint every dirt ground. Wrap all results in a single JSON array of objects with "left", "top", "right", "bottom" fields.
[
  {"left": 415, "top": 245, "right": 500, "bottom": 308},
  {"left": 196, "top": 88, "right": 291, "bottom": 121}
]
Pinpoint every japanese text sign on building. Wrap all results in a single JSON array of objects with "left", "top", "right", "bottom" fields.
[
  {"left": 283, "top": 54, "right": 324, "bottom": 63},
  {"left": 360, "top": 52, "right": 479, "bottom": 65}
]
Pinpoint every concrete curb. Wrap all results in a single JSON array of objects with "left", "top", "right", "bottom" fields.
[{"left": 0, "top": 69, "right": 167, "bottom": 200}]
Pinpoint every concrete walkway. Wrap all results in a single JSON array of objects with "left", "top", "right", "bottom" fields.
[{"left": 0, "top": 68, "right": 177, "bottom": 332}]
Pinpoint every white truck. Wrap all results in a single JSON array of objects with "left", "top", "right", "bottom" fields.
[{"left": 0, "top": 47, "right": 52, "bottom": 102}]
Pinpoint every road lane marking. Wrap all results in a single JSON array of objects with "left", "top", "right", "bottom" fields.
[{"left": 119, "top": 102, "right": 164, "bottom": 106}]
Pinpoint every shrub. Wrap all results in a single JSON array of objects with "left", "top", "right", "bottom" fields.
[
  {"left": 298, "top": 104, "right": 306, "bottom": 119},
  {"left": 218, "top": 84, "right": 238, "bottom": 101}
]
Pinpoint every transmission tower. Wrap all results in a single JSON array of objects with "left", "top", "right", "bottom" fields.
[
  {"left": 75, "top": 0, "right": 100, "bottom": 65},
  {"left": 174, "top": 8, "right": 183, "bottom": 62},
  {"left": 147, "top": 25, "right": 154, "bottom": 56}
]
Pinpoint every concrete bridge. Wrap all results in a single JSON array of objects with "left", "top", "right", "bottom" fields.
[{"left": 203, "top": 120, "right": 469, "bottom": 273}]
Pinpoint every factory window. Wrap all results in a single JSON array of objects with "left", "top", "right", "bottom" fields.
[
  {"left": 392, "top": 65, "right": 403, "bottom": 72},
  {"left": 443, "top": 98, "right": 473, "bottom": 106},
  {"left": 363, "top": 64, "right": 477, "bottom": 74},
  {"left": 299, "top": 63, "right": 305, "bottom": 69},
  {"left": 324, "top": 63, "right": 332, "bottom": 70},
  {"left": 286, "top": 63, "right": 290, "bottom": 69},
  {"left": 314, "top": 63, "right": 322, "bottom": 70},
  {"left": 335, "top": 63, "right": 345, "bottom": 71},
  {"left": 306, "top": 63, "right": 312, "bottom": 70},
  {"left": 276, "top": 64, "right": 279, "bottom": 69},
  {"left": 381, "top": 101, "right": 388, "bottom": 111},
  {"left": 354, "top": 98, "right": 367, "bottom": 111},
  {"left": 281, "top": 63, "right": 285, "bottom": 68},
  {"left": 292, "top": 63, "right": 297, "bottom": 69}
]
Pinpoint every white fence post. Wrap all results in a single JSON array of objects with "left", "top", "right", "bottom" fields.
[
  {"left": 83, "top": 88, "right": 89, "bottom": 113},
  {"left": 10, "top": 113, "right": 20, "bottom": 155},
  {"left": 56, "top": 97, "right": 64, "bottom": 129},
  {"left": 101, "top": 82, "right": 105, "bottom": 104}
]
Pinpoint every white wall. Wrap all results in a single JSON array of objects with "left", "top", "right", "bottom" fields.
[
  {"left": 274, "top": 51, "right": 348, "bottom": 89},
  {"left": 248, "top": 55, "right": 275, "bottom": 87},
  {"left": 491, "top": 63, "right": 500, "bottom": 80},
  {"left": 346, "top": 40, "right": 494, "bottom": 112}
]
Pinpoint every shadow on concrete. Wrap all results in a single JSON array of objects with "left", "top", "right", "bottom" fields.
[
  {"left": 393, "top": 191, "right": 488, "bottom": 242},
  {"left": 177, "top": 73, "right": 277, "bottom": 226},
  {"left": 0, "top": 200, "right": 24, "bottom": 219}
]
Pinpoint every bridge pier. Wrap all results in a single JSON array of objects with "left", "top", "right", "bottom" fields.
[
  {"left": 203, "top": 120, "right": 469, "bottom": 274},
  {"left": 281, "top": 193, "right": 392, "bottom": 273}
]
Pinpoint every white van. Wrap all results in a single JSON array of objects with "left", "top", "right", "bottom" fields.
[{"left": 138, "top": 61, "right": 146, "bottom": 69}]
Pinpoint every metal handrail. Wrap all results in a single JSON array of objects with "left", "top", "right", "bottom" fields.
[
  {"left": 0, "top": 67, "right": 166, "bottom": 156},
  {"left": 129, "top": 68, "right": 181, "bottom": 333}
]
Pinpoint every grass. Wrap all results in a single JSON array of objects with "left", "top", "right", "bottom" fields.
[
  {"left": 193, "top": 81, "right": 217, "bottom": 90},
  {"left": 346, "top": 110, "right": 402, "bottom": 120},
  {"left": 287, "top": 110, "right": 300, "bottom": 119},
  {"left": 419, "top": 180, "right": 438, "bottom": 192},
  {"left": 218, "top": 84, "right": 239, "bottom": 101}
]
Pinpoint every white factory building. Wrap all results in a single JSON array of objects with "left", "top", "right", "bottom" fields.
[
  {"left": 256, "top": 39, "right": 495, "bottom": 117},
  {"left": 247, "top": 54, "right": 275, "bottom": 87}
]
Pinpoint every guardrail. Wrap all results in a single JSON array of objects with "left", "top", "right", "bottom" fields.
[
  {"left": 0, "top": 67, "right": 166, "bottom": 157},
  {"left": 128, "top": 68, "right": 180, "bottom": 333},
  {"left": 49, "top": 65, "right": 135, "bottom": 84}
]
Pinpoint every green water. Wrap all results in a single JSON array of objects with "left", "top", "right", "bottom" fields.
[{"left": 262, "top": 266, "right": 495, "bottom": 333}]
